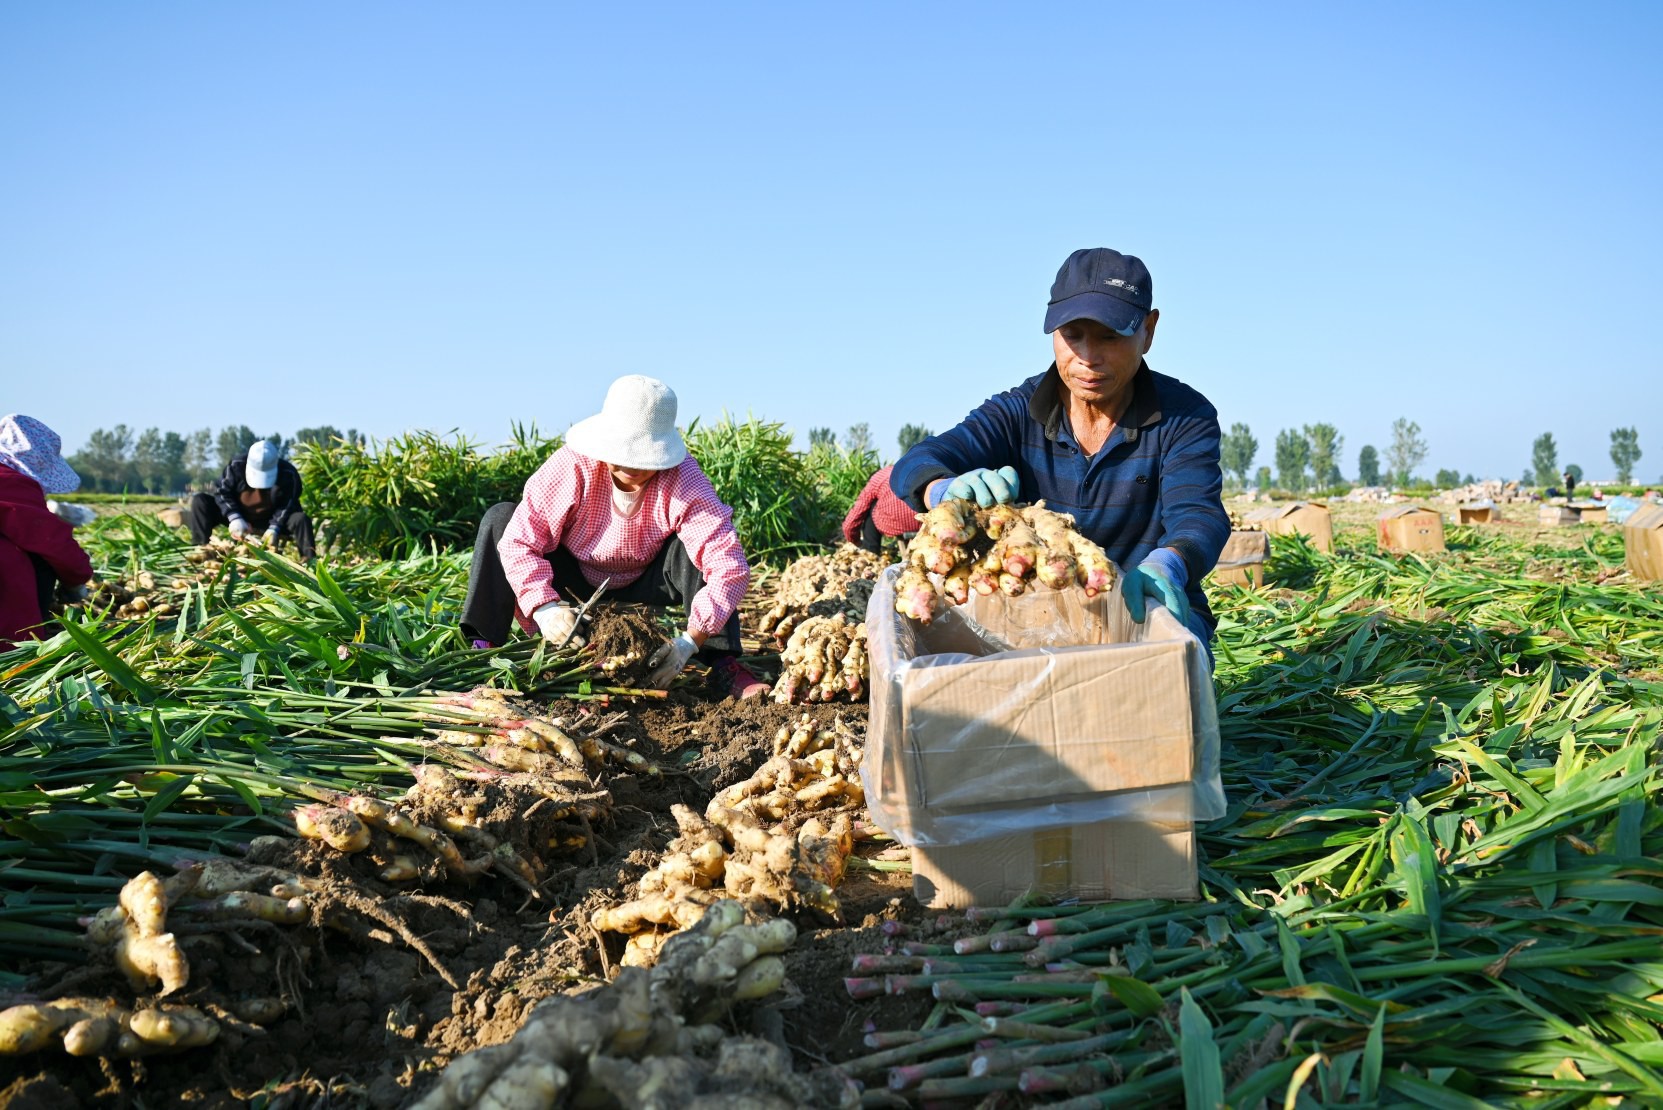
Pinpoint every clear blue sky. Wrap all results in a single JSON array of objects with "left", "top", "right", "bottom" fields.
[{"left": 4, "top": 3, "right": 1659, "bottom": 483}]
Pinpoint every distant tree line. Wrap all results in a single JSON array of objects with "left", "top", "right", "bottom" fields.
[
  {"left": 1215, "top": 417, "right": 1650, "bottom": 493},
  {"left": 68, "top": 425, "right": 366, "bottom": 495}
]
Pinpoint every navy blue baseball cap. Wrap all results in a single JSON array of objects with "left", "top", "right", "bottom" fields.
[{"left": 1043, "top": 248, "right": 1153, "bottom": 336}]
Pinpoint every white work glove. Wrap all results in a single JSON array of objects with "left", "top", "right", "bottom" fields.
[
  {"left": 532, "top": 601, "right": 586, "bottom": 648},
  {"left": 263, "top": 527, "right": 280, "bottom": 548},
  {"left": 228, "top": 515, "right": 250, "bottom": 539},
  {"left": 646, "top": 634, "right": 698, "bottom": 690}
]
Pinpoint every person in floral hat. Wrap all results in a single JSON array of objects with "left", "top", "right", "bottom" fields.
[{"left": 0, "top": 415, "right": 94, "bottom": 647}]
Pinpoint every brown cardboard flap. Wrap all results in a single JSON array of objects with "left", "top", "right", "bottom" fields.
[
  {"left": 901, "top": 639, "right": 1195, "bottom": 810},
  {"left": 1244, "top": 502, "right": 1333, "bottom": 552}
]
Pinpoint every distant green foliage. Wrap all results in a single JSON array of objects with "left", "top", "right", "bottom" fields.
[
  {"left": 1387, "top": 418, "right": 1428, "bottom": 486},
  {"left": 808, "top": 443, "right": 880, "bottom": 522},
  {"left": 1532, "top": 432, "right": 1560, "bottom": 488},
  {"left": 1435, "top": 468, "right": 1462, "bottom": 489},
  {"left": 1220, "top": 424, "right": 1258, "bottom": 488},
  {"left": 686, "top": 415, "right": 837, "bottom": 565},
  {"left": 1304, "top": 423, "right": 1343, "bottom": 487},
  {"left": 1357, "top": 445, "right": 1381, "bottom": 487},
  {"left": 1275, "top": 428, "right": 1310, "bottom": 492},
  {"left": 294, "top": 425, "right": 561, "bottom": 556},
  {"left": 1611, "top": 427, "right": 1642, "bottom": 485}
]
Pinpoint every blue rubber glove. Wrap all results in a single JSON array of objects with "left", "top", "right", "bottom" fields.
[
  {"left": 1122, "top": 553, "right": 1191, "bottom": 625},
  {"left": 939, "top": 466, "right": 1020, "bottom": 508}
]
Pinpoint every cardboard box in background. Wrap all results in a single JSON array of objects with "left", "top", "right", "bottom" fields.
[
  {"left": 1625, "top": 504, "right": 1663, "bottom": 581},
  {"left": 1571, "top": 502, "right": 1609, "bottom": 524},
  {"left": 1377, "top": 505, "right": 1446, "bottom": 553},
  {"left": 1210, "top": 529, "right": 1270, "bottom": 587},
  {"left": 913, "top": 818, "right": 1196, "bottom": 909},
  {"left": 1456, "top": 500, "right": 1499, "bottom": 524},
  {"left": 1539, "top": 504, "right": 1580, "bottom": 527},
  {"left": 1243, "top": 502, "right": 1333, "bottom": 553}
]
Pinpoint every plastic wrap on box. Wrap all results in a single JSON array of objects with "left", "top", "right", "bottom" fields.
[{"left": 862, "top": 564, "right": 1225, "bottom": 847}]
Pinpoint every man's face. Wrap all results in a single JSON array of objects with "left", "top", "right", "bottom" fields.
[{"left": 1051, "top": 310, "right": 1159, "bottom": 412}]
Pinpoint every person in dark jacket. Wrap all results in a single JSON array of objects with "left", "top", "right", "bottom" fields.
[
  {"left": 0, "top": 414, "right": 94, "bottom": 648},
  {"left": 188, "top": 441, "right": 316, "bottom": 558},
  {"left": 890, "top": 247, "right": 1229, "bottom": 646}
]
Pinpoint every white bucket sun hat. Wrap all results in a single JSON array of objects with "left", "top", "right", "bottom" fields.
[
  {"left": 565, "top": 375, "right": 688, "bottom": 471},
  {"left": 0, "top": 414, "right": 82, "bottom": 494}
]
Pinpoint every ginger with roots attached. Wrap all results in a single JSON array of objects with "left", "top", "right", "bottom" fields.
[
  {"left": 893, "top": 498, "right": 1120, "bottom": 620},
  {"left": 410, "top": 902, "right": 840, "bottom": 1110},
  {"left": 593, "top": 718, "right": 864, "bottom": 957}
]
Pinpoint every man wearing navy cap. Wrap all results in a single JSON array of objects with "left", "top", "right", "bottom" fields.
[{"left": 890, "top": 247, "right": 1229, "bottom": 648}]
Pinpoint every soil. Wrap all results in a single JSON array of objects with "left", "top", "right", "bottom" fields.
[{"left": 0, "top": 661, "right": 936, "bottom": 1108}]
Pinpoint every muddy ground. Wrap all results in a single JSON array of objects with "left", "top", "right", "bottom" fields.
[{"left": 0, "top": 618, "right": 937, "bottom": 1109}]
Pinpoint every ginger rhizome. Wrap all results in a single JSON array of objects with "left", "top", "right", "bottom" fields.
[{"left": 894, "top": 499, "right": 1118, "bottom": 623}]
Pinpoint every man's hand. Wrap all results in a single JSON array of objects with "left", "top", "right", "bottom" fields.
[
  {"left": 263, "top": 528, "right": 280, "bottom": 549},
  {"left": 228, "top": 515, "right": 250, "bottom": 539},
  {"left": 942, "top": 466, "right": 1020, "bottom": 508},
  {"left": 646, "top": 634, "right": 698, "bottom": 689},
  {"left": 532, "top": 602, "right": 586, "bottom": 648},
  {"left": 1122, "top": 561, "right": 1190, "bottom": 625}
]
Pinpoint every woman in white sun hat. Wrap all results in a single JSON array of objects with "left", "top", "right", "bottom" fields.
[
  {"left": 0, "top": 414, "right": 94, "bottom": 648},
  {"left": 460, "top": 375, "right": 767, "bottom": 698}
]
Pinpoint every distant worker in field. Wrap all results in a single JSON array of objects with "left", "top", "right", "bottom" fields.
[
  {"left": 189, "top": 440, "right": 317, "bottom": 560},
  {"left": 460, "top": 375, "right": 768, "bottom": 699},
  {"left": 891, "top": 247, "right": 1229, "bottom": 647},
  {"left": 1562, "top": 469, "right": 1577, "bottom": 499},
  {"left": 0, "top": 414, "right": 94, "bottom": 648},
  {"left": 841, "top": 463, "right": 919, "bottom": 553}
]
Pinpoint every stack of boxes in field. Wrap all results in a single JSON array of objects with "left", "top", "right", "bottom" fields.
[
  {"left": 1210, "top": 529, "right": 1271, "bottom": 587},
  {"left": 864, "top": 569, "right": 1223, "bottom": 908},
  {"left": 1243, "top": 501, "right": 1333, "bottom": 553},
  {"left": 1624, "top": 504, "right": 1663, "bottom": 581},
  {"left": 1377, "top": 505, "right": 1447, "bottom": 553}
]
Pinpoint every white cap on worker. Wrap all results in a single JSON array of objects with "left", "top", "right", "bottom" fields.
[{"left": 245, "top": 441, "right": 280, "bottom": 489}]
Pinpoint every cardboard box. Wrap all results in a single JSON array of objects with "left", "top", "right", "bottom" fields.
[
  {"left": 1456, "top": 500, "right": 1499, "bottom": 524},
  {"left": 1377, "top": 505, "right": 1446, "bottom": 553},
  {"left": 158, "top": 507, "right": 185, "bottom": 528},
  {"left": 1210, "top": 529, "right": 1270, "bottom": 587},
  {"left": 863, "top": 570, "right": 1220, "bottom": 907},
  {"left": 1571, "top": 502, "right": 1609, "bottom": 524},
  {"left": 1625, "top": 503, "right": 1663, "bottom": 581},
  {"left": 1242, "top": 502, "right": 1333, "bottom": 553},
  {"left": 1539, "top": 504, "right": 1580, "bottom": 527},
  {"left": 912, "top": 818, "right": 1196, "bottom": 908}
]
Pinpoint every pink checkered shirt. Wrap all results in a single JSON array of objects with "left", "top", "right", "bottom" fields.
[{"left": 498, "top": 447, "right": 751, "bottom": 637}]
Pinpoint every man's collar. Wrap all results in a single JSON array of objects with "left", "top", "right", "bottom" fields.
[{"left": 1029, "top": 362, "right": 1163, "bottom": 443}]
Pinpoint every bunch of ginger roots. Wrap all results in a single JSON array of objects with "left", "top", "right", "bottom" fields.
[
  {"left": 894, "top": 498, "right": 1117, "bottom": 623},
  {"left": 592, "top": 715, "right": 863, "bottom": 966},
  {"left": 0, "top": 861, "right": 308, "bottom": 1058},
  {"left": 757, "top": 545, "right": 885, "bottom": 705},
  {"left": 413, "top": 899, "right": 859, "bottom": 1109}
]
